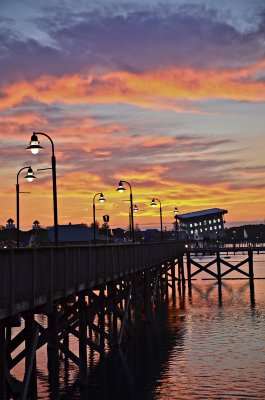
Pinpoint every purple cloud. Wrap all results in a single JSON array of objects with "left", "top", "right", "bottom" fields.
[{"left": 1, "top": 4, "right": 265, "bottom": 82}]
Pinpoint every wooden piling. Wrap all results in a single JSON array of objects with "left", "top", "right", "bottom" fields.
[
  {"left": 78, "top": 293, "right": 87, "bottom": 386},
  {"left": 248, "top": 250, "right": 254, "bottom": 281},
  {"left": 187, "top": 253, "right": 192, "bottom": 290},
  {"left": 47, "top": 303, "right": 59, "bottom": 395},
  {"left": 164, "top": 263, "right": 169, "bottom": 301},
  {"left": 21, "top": 319, "right": 39, "bottom": 400},
  {"left": 0, "top": 324, "right": 6, "bottom": 398},
  {"left": 99, "top": 288, "right": 105, "bottom": 354},
  {"left": 179, "top": 256, "right": 185, "bottom": 292},
  {"left": 171, "top": 260, "right": 176, "bottom": 300},
  {"left": 144, "top": 268, "right": 152, "bottom": 322},
  {"left": 107, "top": 283, "right": 118, "bottom": 344},
  {"left": 24, "top": 311, "right": 37, "bottom": 399},
  {"left": 216, "top": 252, "right": 221, "bottom": 285}
]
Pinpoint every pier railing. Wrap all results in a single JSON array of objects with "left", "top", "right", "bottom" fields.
[{"left": 0, "top": 242, "right": 185, "bottom": 320}]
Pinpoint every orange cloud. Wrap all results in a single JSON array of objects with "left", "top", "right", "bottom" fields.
[{"left": 1, "top": 60, "right": 265, "bottom": 113}]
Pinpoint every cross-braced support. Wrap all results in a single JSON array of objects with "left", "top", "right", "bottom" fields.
[
  {"left": 186, "top": 250, "right": 255, "bottom": 289},
  {"left": 1, "top": 258, "right": 184, "bottom": 398}
]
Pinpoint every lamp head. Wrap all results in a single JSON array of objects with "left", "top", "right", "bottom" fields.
[
  {"left": 26, "top": 132, "right": 44, "bottom": 154},
  {"left": 116, "top": 181, "right": 126, "bottom": 193},
  {"left": 24, "top": 167, "right": 37, "bottom": 182},
  {"left": 99, "top": 193, "right": 105, "bottom": 203},
  {"left": 151, "top": 198, "right": 157, "bottom": 207},
  {"left": 174, "top": 207, "right": 179, "bottom": 216},
  {"left": 133, "top": 204, "right": 138, "bottom": 213}
]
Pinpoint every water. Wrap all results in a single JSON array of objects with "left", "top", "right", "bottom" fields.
[{"left": 12, "top": 252, "right": 265, "bottom": 399}]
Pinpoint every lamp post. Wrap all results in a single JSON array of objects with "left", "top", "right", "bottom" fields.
[
  {"left": 174, "top": 207, "right": 179, "bottom": 239},
  {"left": 151, "top": 198, "right": 163, "bottom": 242},
  {"left": 116, "top": 181, "right": 134, "bottom": 243},
  {"left": 93, "top": 193, "right": 105, "bottom": 244},
  {"left": 16, "top": 166, "right": 36, "bottom": 248},
  {"left": 129, "top": 204, "right": 138, "bottom": 240},
  {"left": 26, "top": 132, "right": 58, "bottom": 245}
]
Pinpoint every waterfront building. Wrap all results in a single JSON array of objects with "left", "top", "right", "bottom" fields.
[
  {"left": 47, "top": 223, "right": 94, "bottom": 244},
  {"left": 177, "top": 208, "right": 228, "bottom": 240}
]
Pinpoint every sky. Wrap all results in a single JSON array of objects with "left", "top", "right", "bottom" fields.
[{"left": 0, "top": 0, "right": 265, "bottom": 230}]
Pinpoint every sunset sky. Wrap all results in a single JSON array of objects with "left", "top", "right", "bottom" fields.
[{"left": 1, "top": 0, "right": 265, "bottom": 231}]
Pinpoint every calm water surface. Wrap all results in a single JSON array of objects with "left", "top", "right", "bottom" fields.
[{"left": 13, "top": 253, "right": 265, "bottom": 399}]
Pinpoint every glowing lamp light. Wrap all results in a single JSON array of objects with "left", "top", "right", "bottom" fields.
[
  {"left": 24, "top": 167, "right": 37, "bottom": 182},
  {"left": 151, "top": 198, "right": 157, "bottom": 207},
  {"left": 99, "top": 193, "right": 105, "bottom": 203},
  {"left": 26, "top": 132, "right": 45, "bottom": 154},
  {"left": 116, "top": 181, "right": 126, "bottom": 193}
]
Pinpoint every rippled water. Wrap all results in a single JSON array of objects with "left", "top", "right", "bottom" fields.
[{"left": 12, "top": 252, "right": 265, "bottom": 399}]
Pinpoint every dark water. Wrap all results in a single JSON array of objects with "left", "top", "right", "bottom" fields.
[{"left": 12, "top": 253, "right": 265, "bottom": 399}]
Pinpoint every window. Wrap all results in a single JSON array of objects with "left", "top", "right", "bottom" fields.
[
  {"left": 210, "top": 227, "right": 213, "bottom": 230},
  {"left": 200, "top": 228, "right": 203, "bottom": 232},
  {"left": 199, "top": 222, "right": 202, "bottom": 226},
  {"left": 218, "top": 225, "right": 222, "bottom": 229},
  {"left": 214, "top": 226, "right": 217, "bottom": 230},
  {"left": 191, "top": 230, "right": 194, "bottom": 234},
  {"left": 190, "top": 223, "right": 193, "bottom": 227},
  {"left": 204, "top": 220, "right": 207, "bottom": 225},
  {"left": 217, "top": 218, "right": 221, "bottom": 222},
  {"left": 213, "top": 219, "right": 216, "bottom": 223},
  {"left": 205, "top": 228, "right": 208, "bottom": 231},
  {"left": 194, "top": 222, "right": 198, "bottom": 227},
  {"left": 209, "top": 220, "right": 212, "bottom": 224}
]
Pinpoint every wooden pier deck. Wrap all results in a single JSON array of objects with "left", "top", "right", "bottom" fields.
[{"left": 0, "top": 242, "right": 185, "bottom": 320}]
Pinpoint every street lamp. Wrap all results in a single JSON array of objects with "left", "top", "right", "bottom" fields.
[
  {"left": 116, "top": 180, "right": 134, "bottom": 243},
  {"left": 16, "top": 166, "right": 37, "bottom": 248},
  {"left": 174, "top": 207, "right": 179, "bottom": 239},
  {"left": 151, "top": 198, "right": 163, "bottom": 242},
  {"left": 26, "top": 132, "right": 58, "bottom": 245},
  {"left": 93, "top": 193, "right": 105, "bottom": 244}
]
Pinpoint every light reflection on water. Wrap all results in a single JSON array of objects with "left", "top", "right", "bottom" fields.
[{"left": 11, "top": 253, "right": 265, "bottom": 399}]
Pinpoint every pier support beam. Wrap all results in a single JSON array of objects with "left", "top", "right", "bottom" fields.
[
  {"left": 107, "top": 282, "right": 118, "bottom": 344},
  {"left": 144, "top": 268, "right": 152, "bottom": 322},
  {"left": 170, "top": 260, "right": 176, "bottom": 300},
  {"left": 178, "top": 256, "right": 185, "bottom": 292},
  {"left": 24, "top": 311, "right": 38, "bottom": 399},
  {"left": 79, "top": 293, "right": 87, "bottom": 387},
  {"left": 217, "top": 252, "right": 221, "bottom": 285},
  {"left": 248, "top": 250, "right": 254, "bottom": 282},
  {"left": 47, "top": 303, "right": 59, "bottom": 396},
  {"left": 187, "top": 253, "right": 192, "bottom": 292},
  {"left": 99, "top": 288, "right": 105, "bottom": 354},
  {"left": 0, "top": 325, "right": 6, "bottom": 399}
]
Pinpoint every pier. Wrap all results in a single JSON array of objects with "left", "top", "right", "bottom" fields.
[
  {"left": 0, "top": 242, "right": 185, "bottom": 398},
  {"left": 0, "top": 242, "right": 263, "bottom": 398},
  {"left": 186, "top": 246, "right": 265, "bottom": 288}
]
